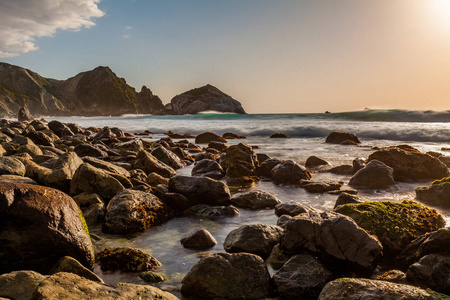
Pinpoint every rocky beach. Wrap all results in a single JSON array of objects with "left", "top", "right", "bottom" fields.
[{"left": 0, "top": 111, "right": 450, "bottom": 299}]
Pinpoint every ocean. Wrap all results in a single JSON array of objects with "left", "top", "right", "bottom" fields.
[{"left": 47, "top": 109, "right": 450, "bottom": 295}]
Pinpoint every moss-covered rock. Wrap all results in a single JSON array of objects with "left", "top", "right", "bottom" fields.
[
  {"left": 335, "top": 200, "right": 446, "bottom": 259},
  {"left": 416, "top": 177, "right": 450, "bottom": 207},
  {"left": 96, "top": 247, "right": 161, "bottom": 272}
]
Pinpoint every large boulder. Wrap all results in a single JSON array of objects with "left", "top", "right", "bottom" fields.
[
  {"left": 230, "top": 190, "right": 281, "bottom": 209},
  {"left": 407, "top": 253, "right": 450, "bottom": 294},
  {"left": 195, "top": 132, "right": 227, "bottom": 144},
  {"left": 70, "top": 163, "right": 125, "bottom": 200},
  {"left": 183, "top": 204, "right": 240, "bottom": 218},
  {"left": 335, "top": 200, "right": 445, "bottom": 258},
  {"left": 45, "top": 151, "right": 83, "bottom": 192},
  {"left": 416, "top": 177, "right": 450, "bottom": 207},
  {"left": 349, "top": 159, "right": 395, "bottom": 188},
  {"left": 103, "top": 189, "right": 171, "bottom": 234},
  {"left": 169, "top": 175, "right": 231, "bottom": 206},
  {"left": 32, "top": 272, "right": 179, "bottom": 299},
  {"left": 222, "top": 143, "right": 258, "bottom": 178},
  {"left": 280, "top": 210, "right": 382, "bottom": 275},
  {"left": 151, "top": 146, "right": 185, "bottom": 170},
  {"left": 0, "top": 270, "right": 45, "bottom": 300},
  {"left": 13, "top": 156, "right": 51, "bottom": 185},
  {"left": 271, "top": 160, "right": 311, "bottom": 184},
  {"left": 0, "top": 182, "right": 94, "bottom": 273},
  {"left": 48, "top": 120, "right": 74, "bottom": 137},
  {"left": 96, "top": 247, "right": 161, "bottom": 272},
  {"left": 133, "top": 150, "right": 176, "bottom": 178},
  {"left": 180, "top": 229, "right": 217, "bottom": 249},
  {"left": 318, "top": 278, "right": 441, "bottom": 300},
  {"left": 275, "top": 201, "right": 312, "bottom": 217},
  {"left": 223, "top": 224, "right": 283, "bottom": 258},
  {"left": 74, "top": 143, "right": 107, "bottom": 158},
  {"left": 181, "top": 253, "right": 272, "bottom": 299},
  {"left": 273, "top": 254, "right": 332, "bottom": 300},
  {"left": 325, "top": 131, "right": 361, "bottom": 144},
  {"left": 83, "top": 156, "right": 130, "bottom": 178},
  {"left": 305, "top": 155, "right": 330, "bottom": 168},
  {"left": 257, "top": 158, "right": 282, "bottom": 178},
  {"left": 0, "top": 156, "right": 25, "bottom": 176},
  {"left": 368, "top": 147, "right": 449, "bottom": 181},
  {"left": 18, "top": 107, "right": 34, "bottom": 122},
  {"left": 191, "top": 159, "right": 224, "bottom": 179}
]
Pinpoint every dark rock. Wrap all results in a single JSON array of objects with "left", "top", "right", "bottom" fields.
[
  {"left": 353, "top": 157, "right": 366, "bottom": 172},
  {"left": 416, "top": 177, "right": 450, "bottom": 207},
  {"left": 305, "top": 155, "right": 329, "bottom": 168},
  {"left": 406, "top": 253, "right": 450, "bottom": 294},
  {"left": 151, "top": 146, "right": 185, "bottom": 170},
  {"left": 0, "top": 174, "right": 37, "bottom": 184},
  {"left": 191, "top": 158, "right": 224, "bottom": 179},
  {"left": 271, "top": 160, "right": 311, "bottom": 184},
  {"left": 335, "top": 200, "right": 445, "bottom": 259},
  {"left": 273, "top": 254, "right": 332, "bottom": 300},
  {"left": 257, "top": 158, "right": 282, "bottom": 178},
  {"left": 169, "top": 175, "right": 231, "bottom": 206},
  {"left": 194, "top": 151, "right": 218, "bottom": 162},
  {"left": 329, "top": 164, "right": 354, "bottom": 175},
  {"left": 349, "top": 159, "right": 395, "bottom": 188},
  {"left": 145, "top": 172, "right": 169, "bottom": 186},
  {"left": 48, "top": 120, "right": 74, "bottom": 137},
  {"left": 181, "top": 229, "right": 217, "bottom": 249},
  {"left": 0, "top": 270, "right": 45, "bottom": 300},
  {"left": 96, "top": 247, "right": 161, "bottom": 272},
  {"left": 0, "top": 156, "right": 25, "bottom": 176},
  {"left": 18, "top": 107, "right": 34, "bottom": 122},
  {"left": 103, "top": 189, "right": 171, "bottom": 234},
  {"left": 222, "top": 143, "right": 258, "bottom": 178},
  {"left": 230, "top": 190, "right": 281, "bottom": 209},
  {"left": 368, "top": 147, "right": 449, "bottom": 181},
  {"left": 181, "top": 253, "right": 272, "bottom": 299},
  {"left": 256, "top": 153, "right": 270, "bottom": 164},
  {"left": 333, "top": 192, "right": 364, "bottom": 209},
  {"left": 50, "top": 256, "right": 103, "bottom": 282},
  {"left": 224, "top": 224, "right": 283, "bottom": 258},
  {"left": 17, "top": 143, "right": 43, "bottom": 157},
  {"left": 195, "top": 131, "right": 227, "bottom": 144},
  {"left": 25, "top": 130, "right": 55, "bottom": 146},
  {"left": 223, "top": 132, "right": 246, "bottom": 139},
  {"left": 325, "top": 131, "right": 361, "bottom": 144},
  {"left": 133, "top": 150, "right": 176, "bottom": 178},
  {"left": 73, "top": 192, "right": 103, "bottom": 209},
  {"left": 376, "top": 270, "right": 408, "bottom": 284},
  {"left": 0, "top": 182, "right": 94, "bottom": 273},
  {"left": 170, "top": 84, "right": 246, "bottom": 115},
  {"left": 45, "top": 151, "right": 83, "bottom": 192},
  {"left": 138, "top": 271, "right": 166, "bottom": 283},
  {"left": 281, "top": 210, "right": 382, "bottom": 275},
  {"left": 82, "top": 203, "right": 105, "bottom": 226},
  {"left": 115, "top": 139, "right": 144, "bottom": 153},
  {"left": 270, "top": 133, "right": 290, "bottom": 138},
  {"left": 318, "top": 278, "right": 441, "bottom": 300},
  {"left": 266, "top": 243, "right": 290, "bottom": 270},
  {"left": 275, "top": 201, "right": 313, "bottom": 217},
  {"left": 159, "top": 192, "right": 191, "bottom": 211},
  {"left": 94, "top": 127, "right": 116, "bottom": 140},
  {"left": 208, "top": 141, "right": 227, "bottom": 152},
  {"left": 303, "top": 181, "right": 342, "bottom": 193},
  {"left": 183, "top": 204, "right": 240, "bottom": 218},
  {"left": 83, "top": 156, "right": 130, "bottom": 177},
  {"left": 14, "top": 156, "right": 51, "bottom": 184}
]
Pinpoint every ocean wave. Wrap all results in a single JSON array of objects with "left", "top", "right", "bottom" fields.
[{"left": 325, "top": 109, "right": 450, "bottom": 123}]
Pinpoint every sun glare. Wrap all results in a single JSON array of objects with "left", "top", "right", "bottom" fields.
[{"left": 431, "top": 0, "right": 450, "bottom": 28}]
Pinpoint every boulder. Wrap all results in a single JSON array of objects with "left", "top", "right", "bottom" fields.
[
  {"left": 270, "top": 133, "right": 290, "bottom": 138},
  {"left": 50, "top": 256, "right": 103, "bottom": 283},
  {"left": 33, "top": 272, "right": 178, "bottom": 299},
  {"left": 17, "top": 143, "right": 43, "bottom": 157},
  {"left": 180, "top": 229, "right": 217, "bottom": 249},
  {"left": 330, "top": 164, "right": 354, "bottom": 175},
  {"left": 208, "top": 141, "right": 228, "bottom": 152},
  {"left": 195, "top": 132, "right": 227, "bottom": 144},
  {"left": 45, "top": 151, "right": 83, "bottom": 192},
  {"left": 0, "top": 156, "right": 25, "bottom": 176},
  {"left": 26, "top": 131, "right": 53, "bottom": 147},
  {"left": 353, "top": 157, "right": 366, "bottom": 172},
  {"left": 368, "top": 147, "right": 449, "bottom": 181},
  {"left": 335, "top": 200, "right": 445, "bottom": 259},
  {"left": 305, "top": 155, "right": 329, "bottom": 168},
  {"left": 406, "top": 253, "right": 450, "bottom": 294},
  {"left": 82, "top": 203, "right": 105, "bottom": 226},
  {"left": 303, "top": 181, "right": 342, "bottom": 193},
  {"left": 74, "top": 143, "right": 107, "bottom": 158},
  {"left": 0, "top": 182, "right": 94, "bottom": 273},
  {"left": 139, "top": 271, "right": 166, "bottom": 283},
  {"left": 70, "top": 163, "right": 125, "bottom": 200},
  {"left": 146, "top": 172, "right": 169, "bottom": 186},
  {"left": 222, "top": 143, "right": 258, "bottom": 178},
  {"left": 318, "top": 278, "right": 441, "bottom": 300},
  {"left": 257, "top": 158, "right": 282, "bottom": 178},
  {"left": 96, "top": 247, "right": 161, "bottom": 272},
  {"left": 281, "top": 210, "right": 382, "bottom": 275},
  {"left": 115, "top": 139, "right": 144, "bottom": 153},
  {"left": 73, "top": 192, "right": 103, "bottom": 210},
  {"left": 83, "top": 156, "right": 130, "bottom": 177},
  {"left": 376, "top": 270, "right": 408, "bottom": 284},
  {"left": 223, "top": 132, "right": 245, "bottom": 139},
  {"left": 183, "top": 204, "right": 240, "bottom": 218},
  {"left": 230, "top": 190, "right": 281, "bottom": 209},
  {"left": 333, "top": 192, "right": 364, "bottom": 209},
  {"left": 349, "top": 159, "right": 395, "bottom": 188},
  {"left": 181, "top": 253, "right": 272, "bottom": 299},
  {"left": 133, "top": 150, "right": 176, "bottom": 178},
  {"left": 13, "top": 156, "right": 51, "bottom": 184},
  {"left": 273, "top": 254, "right": 332, "bottom": 300},
  {"left": 266, "top": 243, "right": 290, "bottom": 270},
  {"left": 48, "top": 120, "right": 74, "bottom": 137},
  {"left": 103, "top": 189, "right": 171, "bottom": 234},
  {"left": 151, "top": 146, "right": 185, "bottom": 169},
  {"left": 271, "top": 160, "right": 311, "bottom": 184},
  {"left": 194, "top": 151, "right": 218, "bottom": 163},
  {"left": 275, "top": 201, "right": 313, "bottom": 217},
  {"left": 169, "top": 175, "right": 231, "bottom": 206},
  {"left": 18, "top": 107, "right": 34, "bottom": 122},
  {"left": 325, "top": 131, "right": 361, "bottom": 144},
  {"left": 0, "top": 174, "right": 37, "bottom": 184},
  {"left": 416, "top": 177, "right": 450, "bottom": 207},
  {"left": 191, "top": 159, "right": 224, "bottom": 179},
  {"left": 93, "top": 126, "right": 116, "bottom": 140},
  {"left": 0, "top": 270, "right": 45, "bottom": 300}
]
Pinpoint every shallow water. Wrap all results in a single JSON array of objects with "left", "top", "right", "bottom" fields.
[{"left": 46, "top": 113, "right": 450, "bottom": 297}]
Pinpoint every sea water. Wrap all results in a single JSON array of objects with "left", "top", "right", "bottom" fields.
[{"left": 47, "top": 110, "right": 450, "bottom": 295}]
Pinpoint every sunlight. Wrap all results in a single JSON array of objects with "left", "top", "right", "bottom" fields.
[{"left": 431, "top": 0, "right": 450, "bottom": 28}]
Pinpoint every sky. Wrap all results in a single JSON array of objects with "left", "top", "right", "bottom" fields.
[{"left": 1, "top": 0, "right": 450, "bottom": 113}]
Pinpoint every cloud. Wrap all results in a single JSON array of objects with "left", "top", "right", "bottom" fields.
[
  {"left": 0, "top": 0, "right": 104, "bottom": 58},
  {"left": 125, "top": 26, "right": 133, "bottom": 30},
  {"left": 123, "top": 34, "right": 130, "bottom": 39}
]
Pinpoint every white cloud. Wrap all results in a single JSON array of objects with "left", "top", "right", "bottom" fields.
[
  {"left": 123, "top": 34, "right": 130, "bottom": 39},
  {"left": 0, "top": 0, "right": 104, "bottom": 58},
  {"left": 125, "top": 26, "right": 133, "bottom": 30}
]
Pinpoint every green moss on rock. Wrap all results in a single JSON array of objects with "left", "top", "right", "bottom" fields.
[{"left": 96, "top": 247, "right": 162, "bottom": 272}]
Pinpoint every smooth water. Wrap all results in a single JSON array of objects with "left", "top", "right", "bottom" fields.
[{"left": 48, "top": 110, "right": 450, "bottom": 297}]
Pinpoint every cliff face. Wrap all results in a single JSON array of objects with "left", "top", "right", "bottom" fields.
[
  {"left": 167, "top": 84, "right": 246, "bottom": 115},
  {"left": 0, "top": 63, "right": 164, "bottom": 117}
]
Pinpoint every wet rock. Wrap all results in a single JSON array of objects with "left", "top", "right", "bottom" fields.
[
  {"left": 256, "top": 153, "right": 270, "bottom": 164},
  {"left": 103, "top": 189, "right": 171, "bottom": 234},
  {"left": 50, "top": 256, "right": 103, "bottom": 282},
  {"left": 115, "top": 139, "right": 144, "bottom": 153},
  {"left": 0, "top": 270, "right": 45, "bottom": 300},
  {"left": 270, "top": 133, "right": 290, "bottom": 138},
  {"left": 133, "top": 150, "right": 176, "bottom": 178},
  {"left": 181, "top": 252, "right": 273, "bottom": 299},
  {"left": 333, "top": 192, "right": 364, "bottom": 209},
  {"left": 335, "top": 200, "right": 445, "bottom": 259},
  {"left": 223, "top": 132, "right": 246, "bottom": 139},
  {"left": 0, "top": 174, "right": 37, "bottom": 184},
  {"left": 349, "top": 159, "right": 395, "bottom": 188},
  {"left": 146, "top": 172, "right": 169, "bottom": 186},
  {"left": 281, "top": 210, "right": 382, "bottom": 275},
  {"left": 169, "top": 175, "right": 231, "bottom": 206},
  {"left": 74, "top": 143, "right": 107, "bottom": 158},
  {"left": 18, "top": 106, "right": 34, "bottom": 122},
  {"left": 257, "top": 158, "right": 282, "bottom": 178},
  {"left": 273, "top": 254, "right": 332, "bottom": 300},
  {"left": 70, "top": 163, "right": 125, "bottom": 200},
  {"left": 13, "top": 156, "right": 51, "bottom": 185},
  {"left": 325, "top": 131, "right": 361, "bottom": 144},
  {"left": 266, "top": 243, "right": 290, "bottom": 270},
  {"left": 195, "top": 132, "right": 227, "bottom": 144},
  {"left": 208, "top": 141, "right": 228, "bottom": 152},
  {"left": 181, "top": 229, "right": 217, "bottom": 249},
  {"left": 0, "top": 156, "right": 25, "bottom": 176},
  {"left": 222, "top": 143, "right": 258, "bottom": 178},
  {"left": 376, "top": 270, "right": 408, "bottom": 284},
  {"left": 17, "top": 143, "right": 43, "bottom": 157},
  {"left": 353, "top": 157, "right": 366, "bottom": 172},
  {"left": 139, "top": 271, "right": 166, "bottom": 283},
  {"left": 303, "top": 181, "right": 342, "bottom": 193},
  {"left": 305, "top": 155, "right": 329, "bottom": 168},
  {"left": 0, "top": 182, "right": 94, "bottom": 273},
  {"left": 224, "top": 224, "right": 283, "bottom": 258},
  {"left": 406, "top": 253, "right": 450, "bottom": 294},
  {"left": 83, "top": 156, "right": 130, "bottom": 177},
  {"left": 159, "top": 192, "right": 190, "bottom": 211},
  {"left": 33, "top": 272, "right": 178, "bottom": 299},
  {"left": 271, "top": 160, "right": 311, "bottom": 184},
  {"left": 183, "top": 204, "right": 240, "bottom": 218},
  {"left": 329, "top": 164, "right": 354, "bottom": 175},
  {"left": 96, "top": 247, "right": 161, "bottom": 272},
  {"left": 48, "top": 120, "right": 74, "bottom": 137},
  {"left": 318, "top": 278, "right": 441, "bottom": 300},
  {"left": 275, "top": 201, "right": 313, "bottom": 217},
  {"left": 368, "top": 147, "right": 449, "bottom": 181},
  {"left": 230, "top": 190, "right": 281, "bottom": 209},
  {"left": 82, "top": 203, "right": 105, "bottom": 226},
  {"left": 416, "top": 177, "right": 450, "bottom": 207},
  {"left": 191, "top": 158, "right": 224, "bottom": 179},
  {"left": 73, "top": 192, "right": 103, "bottom": 209},
  {"left": 151, "top": 146, "right": 186, "bottom": 169},
  {"left": 45, "top": 151, "right": 83, "bottom": 192}
]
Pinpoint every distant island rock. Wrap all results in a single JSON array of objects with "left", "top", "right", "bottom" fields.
[
  {"left": 0, "top": 63, "right": 164, "bottom": 117},
  {"left": 156, "top": 84, "right": 246, "bottom": 115}
]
